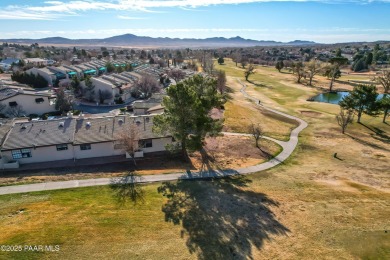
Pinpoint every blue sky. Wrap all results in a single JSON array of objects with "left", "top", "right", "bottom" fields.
[{"left": 1, "top": 0, "right": 390, "bottom": 43}]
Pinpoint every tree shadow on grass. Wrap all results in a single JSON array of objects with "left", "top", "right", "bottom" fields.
[
  {"left": 158, "top": 176, "right": 290, "bottom": 259},
  {"left": 346, "top": 133, "right": 389, "bottom": 152},
  {"left": 358, "top": 122, "right": 390, "bottom": 144},
  {"left": 110, "top": 172, "right": 145, "bottom": 206},
  {"left": 247, "top": 80, "right": 273, "bottom": 89}
]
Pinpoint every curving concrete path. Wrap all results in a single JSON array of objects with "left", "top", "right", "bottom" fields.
[{"left": 0, "top": 79, "right": 308, "bottom": 195}]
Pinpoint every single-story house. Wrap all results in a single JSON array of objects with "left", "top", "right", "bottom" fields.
[{"left": 0, "top": 114, "right": 173, "bottom": 165}]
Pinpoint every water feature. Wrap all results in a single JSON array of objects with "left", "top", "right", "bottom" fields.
[{"left": 311, "top": 92, "right": 384, "bottom": 105}]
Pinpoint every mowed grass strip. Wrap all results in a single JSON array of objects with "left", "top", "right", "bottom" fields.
[
  {"left": 224, "top": 100, "right": 298, "bottom": 141},
  {"left": 0, "top": 185, "right": 191, "bottom": 260}
]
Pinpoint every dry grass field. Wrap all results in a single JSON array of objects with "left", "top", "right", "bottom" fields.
[{"left": 0, "top": 59, "right": 389, "bottom": 259}]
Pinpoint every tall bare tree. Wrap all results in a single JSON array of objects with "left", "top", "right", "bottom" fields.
[
  {"left": 6, "top": 105, "right": 25, "bottom": 118},
  {"left": 336, "top": 108, "right": 354, "bottom": 134},
  {"left": 292, "top": 61, "right": 305, "bottom": 83},
  {"left": 119, "top": 124, "right": 140, "bottom": 166},
  {"left": 216, "top": 70, "right": 227, "bottom": 95},
  {"left": 374, "top": 71, "right": 390, "bottom": 123},
  {"left": 244, "top": 63, "right": 255, "bottom": 81},
  {"left": 136, "top": 73, "right": 161, "bottom": 98},
  {"left": 248, "top": 123, "right": 263, "bottom": 148},
  {"left": 305, "top": 60, "right": 322, "bottom": 86},
  {"left": 168, "top": 69, "right": 186, "bottom": 83},
  {"left": 374, "top": 70, "right": 390, "bottom": 94},
  {"left": 202, "top": 53, "right": 214, "bottom": 74}
]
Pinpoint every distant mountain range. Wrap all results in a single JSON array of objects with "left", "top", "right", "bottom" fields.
[{"left": 0, "top": 34, "right": 318, "bottom": 48}]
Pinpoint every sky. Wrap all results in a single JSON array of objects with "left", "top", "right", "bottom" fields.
[{"left": 0, "top": 0, "right": 390, "bottom": 43}]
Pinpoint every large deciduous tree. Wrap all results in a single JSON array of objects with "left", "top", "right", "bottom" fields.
[
  {"left": 168, "top": 69, "right": 186, "bottom": 83},
  {"left": 292, "top": 61, "right": 305, "bottom": 83},
  {"left": 216, "top": 70, "right": 227, "bottom": 95},
  {"left": 153, "top": 75, "right": 223, "bottom": 158},
  {"left": 339, "top": 84, "right": 379, "bottom": 123},
  {"left": 119, "top": 124, "right": 139, "bottom": 166},
  {"left": 244, "top": 63, "right": 255, "bottom": 81},
  {"left": 135, "top": 73, "right": 161, "bottom": 98},
  {"left": 305, "top": 60, "right": 322, "bottom": 86},
  {"left": 324, "top": 57, "right": 348, "bottom": 92},
  {"left": 374, "top": 70, "right": 390, "bottom": 94}
]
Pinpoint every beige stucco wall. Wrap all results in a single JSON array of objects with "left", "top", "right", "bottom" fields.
[
  {"left": 142, "top": 137, "right": 171, "bottom": 153},
  {"left": 4, "top": 94, "right": 56, "bottom": 116},
  {"left": 2, "top": 144, "right": 74, "bottom": 164},
  {"left": 80, "top": 78, "right": 116, "bottom": 104},
  {"left": 2, "top": 137, "right": 172, "bottom": 165},
  {"left": 74, "top": 142, "right": 124, "bottom": 159}
]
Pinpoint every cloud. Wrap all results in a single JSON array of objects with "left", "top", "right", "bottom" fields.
[
  {"left": 1, "top": 0, "right": 389, "bottom": 20},
  {"left": 117, "top": 15, "right": 149, "bottom": 20}
]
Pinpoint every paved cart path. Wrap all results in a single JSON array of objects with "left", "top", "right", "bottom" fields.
[{"left": 0, "top": 79, "right": 308, "bottom": 195}]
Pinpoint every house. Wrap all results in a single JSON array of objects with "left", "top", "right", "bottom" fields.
[
  {"left": 131, "top": 93, "right": 164, "bottom": 115},
  {"left": 147, "top": 104, "right": 164, "bottom": 114},
  {"left": 0, "top": 87, "right": 56, "bottom": 116},
  {"left": 0, "top": 58, "right": 20, "bottom": 71},
  {"left": 0, "top": 114, "right": 173, "bottom": 166},
  {"left": 24, "top": 58, "right": 48, "bottom": 67}
]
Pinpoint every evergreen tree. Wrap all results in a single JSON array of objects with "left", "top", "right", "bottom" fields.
[
  {"left": 353, "top": 58, "right": 367, "bottom": 72},
  {"left": 339, "top": 84, "right": 379, "bottom": 123},
  {"left": 153, "top": 75, "right": 223, "bottom": 158},
  {"left": 275, "top": 60, "right": 284, "bottom": 72}
]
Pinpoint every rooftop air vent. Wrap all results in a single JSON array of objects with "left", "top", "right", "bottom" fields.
[
  {"left": 86, "top": 122, "right": 91, "bottom": 127},
  {"left": 135, "top": 120, "right": 141, "bottom": 125},
  {"left": 58, "top": 122, "right": 64, "bottom": 127},
  {"left": 21, "top": 124, "right": 27, "bottom": 130},
  {"left": 118, "top": 119, "right": 124, "bottom": 124}
]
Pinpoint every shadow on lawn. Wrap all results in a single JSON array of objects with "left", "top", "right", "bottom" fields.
[
  {"left": 247, "top": 80, "right": 273, "bottom": 89},
  {"left": 110, "top": 172, "right": 145, "bottom": 206},
  {"left": 358, "top": 122, "right": 390, "bottom": 144},
  {"left": 157, "top": 175, "right": 289, "bottom": 259}
]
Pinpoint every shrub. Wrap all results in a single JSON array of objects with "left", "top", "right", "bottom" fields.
[{"left": 72, "top": 110, "right": 81, "bottom": 115}]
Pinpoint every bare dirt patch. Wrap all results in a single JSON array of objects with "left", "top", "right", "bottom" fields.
[{"left": 188, "top": 135, "right": 281, "bottom": 170}]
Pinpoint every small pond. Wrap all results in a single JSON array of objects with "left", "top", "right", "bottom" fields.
[{"left": 311, "top": 92, "right": 384, "bottom": 105}]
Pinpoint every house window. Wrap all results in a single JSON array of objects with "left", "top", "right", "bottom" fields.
[
  {"left": 12, "top": 149, "right": 32, "bottom": 159},
  {"left": 80, "top": 144, "right": 91, "bottom": 150},
  {"left": 56, "top": 144, "right": 68, "bottom": 151},
  {"left": 9, "top": 101, "right": 17, "bottom": 107},
  {"left": 35, "top": 98, "right": 44, "bottom": 104},
  {"left": 139, "top": 139, "right": 153, "bottom": 148}
]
